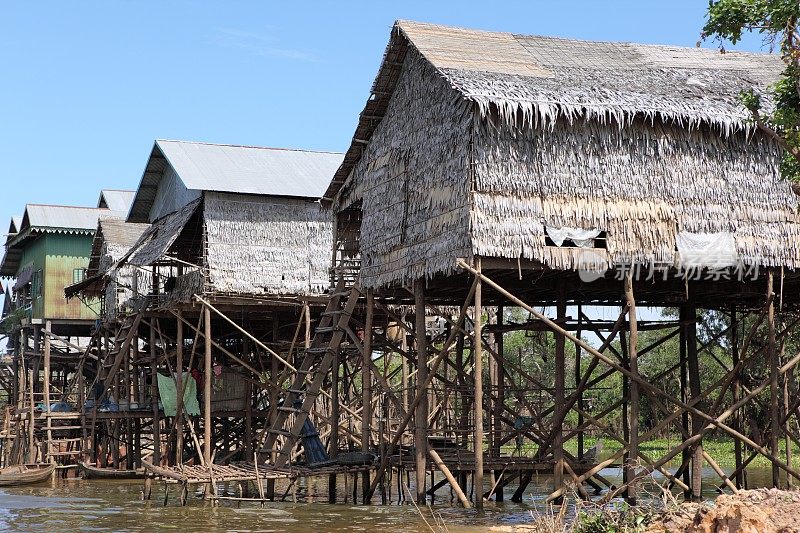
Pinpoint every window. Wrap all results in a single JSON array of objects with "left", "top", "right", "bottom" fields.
[
  {"left": 73, "top": 268, "right": 85, "bottom": 284},
  {"left": 32, "top": 270, "right": 43, "bottom": 298}
]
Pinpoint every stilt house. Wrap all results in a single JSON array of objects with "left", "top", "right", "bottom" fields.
[{"left": 326, "top": 20, "right": 800, "bottom": 306}]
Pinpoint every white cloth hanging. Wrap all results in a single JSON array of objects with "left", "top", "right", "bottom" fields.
[
  {"left": 545, "top": 226, "right": 602, "bottom": 248},
  {"left": 675, "top": 231, "right": 738, "bottom": 269}
]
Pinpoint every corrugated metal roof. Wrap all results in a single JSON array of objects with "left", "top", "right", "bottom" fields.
[
  {"left": 97, "top": 190, "right": 135, "bottom": 212},
  {"left": 22, "top": 204, "right": 115, "bottom": 232},
  {"left": 128, "top": 140, "right": 343, "bottom": 222},
  {"left": 5, "top": 216, "right": 21, "bottom": 244}
]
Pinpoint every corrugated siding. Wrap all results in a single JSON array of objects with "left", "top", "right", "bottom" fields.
[
  {"left": 43, "top": 234, "right": 100, "bottom": 320},
  {"left": 17, "top": 237, "right": 47, "bottom": 319}
]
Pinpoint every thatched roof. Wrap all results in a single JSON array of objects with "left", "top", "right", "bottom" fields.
[
  {"left": 327, "top": 20, "right": 800, "bottom": 290},
  {"left": 325, "top": 20, "right": 784, "bottom": 202},
  {"left": 87, "top": 217, "right": 150, "bottom": 275}
]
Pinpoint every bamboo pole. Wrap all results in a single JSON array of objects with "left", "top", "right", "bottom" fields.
[
  {"left": 624, "top": 272, "right": 638, "bottom": 504},
  {"left": 552, "top": 279, "right": 565, "bottom": 502},
  {"left": 43, "top": 320, "right": 52, "bottom": 463},
  {"left": 455, "top": 259, "right": 800, "bottom": 494},
  {"left": 175, "top": 311, "right": 184, "bottom": 466},
  {"left": 203, "top": 306, "right": 212, "bottom": 467},
  {"left": 731, "top": 307, "right": 743, "bottom": 489},
  {"left": 768, "top": 270, "right": 780, "bottom": 488},
  {"left": 150, "top": 319, "right": 160, "bottom": 466},
  {"left": 473, "top": 257, "right": 484, "bottom": 512},
  {"left": 414, "top": 279, "right": 429, "bottom": 504},
  {"left": 429, "top": 448, "right": 471, "bottom": 508},
  {"left": 365, "top": 279, "right": 478, "bottom": 501},
  {"left": 362, "top": 289, "right": 374, "bottom": 504}
]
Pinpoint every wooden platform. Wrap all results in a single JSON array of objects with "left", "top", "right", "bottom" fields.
[{"left": 143, "top": 461, "right": 374, "bottom": 484}]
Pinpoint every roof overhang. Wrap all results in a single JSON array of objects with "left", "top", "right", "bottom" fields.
[
  {"left": 323, "top": 24, "right": 409, "bottom": 203},
  {"left": 127, "top": 142, "right": 169, "bottom": 223}
]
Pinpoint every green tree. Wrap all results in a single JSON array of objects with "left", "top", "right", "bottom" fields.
[{"left": 703, "top": 0, "right": 800, "bottom": 180}]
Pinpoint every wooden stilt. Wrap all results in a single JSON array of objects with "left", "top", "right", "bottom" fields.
[
  {"left": 362, "top": 289, "right": 374, "bottom": 503},
  {"left": 27, "top": 365, "right": 34, "bottom": 463},
  {"left": 473, "top": 258, "right": 485, "bottom": 512},
  {"left": 151, "top": 319, "right": 161, "bottom": 466},
  {"left": 495, "top": 305, "right": 504, "bottom": 503},
  {"left": 414, "top": 279, "right": 429, "bottom": 505},
  {"left": 686, "top": 303, "right": 703, "bottom": 499},
  {"left": 575, "top": 306, "right": 583, "bottom": 463},
  {"left": 679, "top": 306, "right": 691, "bottom": 495},
  {"left": 768, "top": 270, "right": 780, "bottom": 488},
  {"left": 624, "top": 272, "right": 639, "bottom": 504},
  {"left": 552, "top": 279, "right": 565, "bottom": 503},
  {"left": 176, "top": 311, "right": 184, "bottom": 466},
  {"left": 43, "top": 320, "right": 52, "bottom": 463},
  {"left": 203, "top": 306, "right": 212, "bottom": 467},
  {"left": 731, "top": 307, "right": 744, "bottom": 489},
  {"left": 268, "top": 317, "right": 279, "bottom": 501},
  {"left": 329, "top": 347, "right": 340, "bottom": 504}
]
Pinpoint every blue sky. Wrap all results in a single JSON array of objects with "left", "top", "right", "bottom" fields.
[{"left": 0, "top": 0, "right": 772, "bottom": 220}]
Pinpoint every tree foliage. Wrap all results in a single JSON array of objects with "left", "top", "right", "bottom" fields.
[{"left": 703, "top": 0, "right": 800, "bottom": 180}]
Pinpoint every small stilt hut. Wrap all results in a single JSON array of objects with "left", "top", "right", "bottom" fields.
[{"left": 67, "top": 140, "right": 344, "bottom": 491}]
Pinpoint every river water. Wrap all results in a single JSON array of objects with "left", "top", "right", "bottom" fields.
[{"left": 0, "top": 466, "right": 776, "bottom": 532}]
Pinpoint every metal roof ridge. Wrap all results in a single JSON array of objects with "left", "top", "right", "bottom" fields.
[{"left": 155, "top": 139, "right": 344, "bottom": 155}]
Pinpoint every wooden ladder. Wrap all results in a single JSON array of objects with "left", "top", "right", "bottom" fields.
[
  {"left": 91, "top": 302, "right": 144, "bottom": 404},
  {"left": 262, "top": 278, "right": 361, "bottom": 468}
]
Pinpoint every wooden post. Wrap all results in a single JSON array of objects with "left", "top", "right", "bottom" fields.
[
  {"left": 362, "top": 289, "right": 374, "bottom": 503},
  {"left": 768, "top": 270, "right": 780, "bottom": 488},
  {"left": 329, "top": 348, "right": 340, "bottom": 503},
  {"left": 552, "top": 279, "right": 566, "bottom": 502},
  {"left": 575, "top": 306, "right": 584, "bottom": 463},
  {"left": 203, "top": 305, "right": 212, "bottom": 467},
  {"left": 686, "top": 303, "right": 703, "bottom": 499},
  {"left": 429, "top": 448, "right": 471, "bottom": 508},
  {"left": 731, "top": 307, "right": 744, "bottom": 489},
  {"left": 495, "top": 305, "right": 504, "bottom": 502},
  {"left": 304, "top": 301, "right": 311, "bottom": 349},
  {"left": 151, "top": 319, "right": 161, "bottom": 466},
  {"left": 679, "top": 306, "right": 690, "bottom": 495},
  {"left": 401, "top": 311, "right": 409, "bottom": 425},
  {"left": 624, "top": 272, "right": 639, "bottom": 504},
  {"left": 414, "top": 279, "right": 429, "bottom": 505},
  {"left": 268, "top": 318, "right": 279, "bottom": 501},
  {"left": 244, "top": 332, "right": 253, "bottom": 459},
  {"left": 175, "top": 311, "right": 184, "bottom": 466},
  {"left": 473, "top": 258, "right": 484, "bottom": 512},
  {"left": 27, "top": 363, "right": 35, "bottom": 463},
  {"left": 43, "top": 320, "right": 52, "bottom": 463}
]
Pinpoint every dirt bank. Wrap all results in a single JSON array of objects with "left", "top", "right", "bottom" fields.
[{"left": 647, "top": 488, "right": 800, "bottom": 533}]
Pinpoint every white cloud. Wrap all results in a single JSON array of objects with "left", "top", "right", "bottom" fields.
[{"left": 214, "top": 27, "right": 318, "bottom": 62}]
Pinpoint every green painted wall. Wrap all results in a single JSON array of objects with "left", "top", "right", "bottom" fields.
[
  {"left": 17, "top": 235, "right": 47, "bottom": 319},
  {"left": 16, "top": 233, "right": 100, "bottom": 321},
  {"left": 43, "top": 233, "right": 100, "bottom": 320}
]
